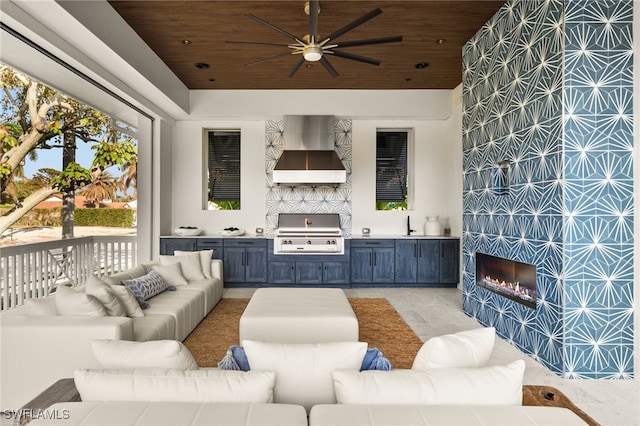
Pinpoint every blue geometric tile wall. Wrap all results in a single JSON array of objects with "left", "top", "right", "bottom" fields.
[
  {"left": 462, "top": 0, "right": 634, "bottom": 379},
  {"left": 265, "top": 119, "right": 352, "bottom": 237},
  {"left": 562, "top": 0, "right": 634, "bottom": 379}
]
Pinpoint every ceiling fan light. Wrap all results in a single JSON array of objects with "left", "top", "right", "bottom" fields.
[{"left": 303, "top": 46, "right": 322, "bottom": 61}]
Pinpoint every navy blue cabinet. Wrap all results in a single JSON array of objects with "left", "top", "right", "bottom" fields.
[
  {"left": 395, "top": 239, "right": 418, "bottom": 283},
  {"left": 223, "top": 239, "right": 267, "bottom": 284},
  {"left": 439, "top": 239, "right": 460, "bottom": 283},
  {"left": 268, "top": 261, "right": 296, "bottom": 284},
  {"left": 323, "top": 261, "right": 350, "bottom": 284},
  {"left": 395, "top": 239, "right": 459, "bottom": 285},
  {"left": 351, "top": 240, "right": 395, "bottom": 284},
  {"left": 160, "top": 237, "right": 457, "bottom": 287},
  {"left": 160, "top": 238, "right": 197, "bottom": 254},
  {"left": 296, "top": 261, "right": 323, "bottom": 284}
]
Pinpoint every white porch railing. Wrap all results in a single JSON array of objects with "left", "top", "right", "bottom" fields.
[{"left": 0, "top": 236, "right": 137, "bottom": 311}]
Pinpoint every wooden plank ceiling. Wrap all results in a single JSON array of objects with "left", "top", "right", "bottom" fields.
[{"left": 108, "top": 1, "right": 505, "bottom": 90}]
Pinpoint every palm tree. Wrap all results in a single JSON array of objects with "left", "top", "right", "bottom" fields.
[
  {"left": 80, "top": 169, "right": 118, "bottom": 206},
  {"left": 118, "top": 161, "right": 137, "bottom": 199}
]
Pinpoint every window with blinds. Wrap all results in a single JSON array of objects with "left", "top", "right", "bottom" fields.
[
  {"left": 207, "top": 130, "right": 240, "bottom": 210},
  {"left": 376, "top": 131, "right": 408, "bottom": 210}
]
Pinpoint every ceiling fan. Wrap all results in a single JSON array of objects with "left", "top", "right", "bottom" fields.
[{"left": 225, "top": 1, "right": 402, "bottom": 78}]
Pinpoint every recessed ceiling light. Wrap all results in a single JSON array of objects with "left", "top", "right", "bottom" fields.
[
  {"left": 195, "top": 63, "right": 210, "bottom": 69},
  {"left": 182, "top": 39, "right": 192, "bottom": 45},
  {"left": 436, "top": 39, "right": 447, "bottom": 45},
  {"left": 414, "top": 62, "right": 429, "bottom": 69}
]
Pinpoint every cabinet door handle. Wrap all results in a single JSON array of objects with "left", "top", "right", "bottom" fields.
[
  {"left": 369, "top": 252, "right": 372, "bottom": 266},
  {"left": 414, "top": 244, "right": 417, "bottom": 257},
  {"left": 374, "top": 253, "right": 377, "bottom": 266},
  {"left": 419, "top": 244, "right": 422, "bottom": 257}
]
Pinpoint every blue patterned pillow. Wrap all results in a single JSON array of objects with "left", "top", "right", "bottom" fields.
[{"left": 122, "top": 270, "right": 173, "bottom": 309}]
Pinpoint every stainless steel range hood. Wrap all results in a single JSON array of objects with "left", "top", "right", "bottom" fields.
[{"left": 272, "top": 115, "right": 347, "bottom": 184}]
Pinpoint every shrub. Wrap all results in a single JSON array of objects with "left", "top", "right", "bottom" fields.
[{"left": 75, "top": 208, "right": 134, "bottom": 227}]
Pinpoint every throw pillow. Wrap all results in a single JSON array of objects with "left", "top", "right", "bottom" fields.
[
  {"left": 151, "top": 262, "right": 189, "bottom": 287},
  {"left": 412, "top": 327, "right": 496, "bottom": 369},
  {"left": 242, "top": 339, "right": 367, "bottom": 412},
  {"left": 160, "top": 253, "right": 205, "bottom": 281},
  {"left": 85, "top": 276, "right": 127, "bottom": 317},
  {"left": 122, "top": 270, "right": 172, "bottom": 309},
  {"left": 92, "top": 339, "right": 198, "bottom": 370},
  {"left": 55, "top": 285, "right": 107, "bottom": 316},
  {"left": 24, "top": 297, "right": 58, "bottom": 316},
  {"left": 174, "top": 250, "right": 214, "bottom": 279},
  {"left": 74, "top": 369, "right": 275, "bottom": 403},
  {"left": 109, "top": 284, "right": 144, "bottom": 318},
  {"left": 333, "top": 359, "right": 525, "bottom": 406}
]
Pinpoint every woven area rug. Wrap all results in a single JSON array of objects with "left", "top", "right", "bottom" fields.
[{"left": 183, "top": 297, "right": 423, "bottom": 369}]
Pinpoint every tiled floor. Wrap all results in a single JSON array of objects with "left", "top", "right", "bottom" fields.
[{"left": 224, "top": 287, "right": 639, "bottom": 426}]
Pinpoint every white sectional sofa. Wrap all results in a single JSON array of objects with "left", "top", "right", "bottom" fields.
[
  {"left": 0, "top": 256, "right": 223, "bottom": 409},
  {"left": 22, "top": 335, "right": 589, "bottom": 426}
]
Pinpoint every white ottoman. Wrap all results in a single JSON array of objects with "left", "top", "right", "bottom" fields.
[{"left": 239, "top": 288, "right": 359, "bottom": 344}]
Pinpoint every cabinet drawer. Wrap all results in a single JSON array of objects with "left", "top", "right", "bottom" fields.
[
  {"left": 223, "top": 239, "right": 267, "bottom": 247},
  {"left": 351, "top": 239, "right": 395, "bottom": 248},
  {"left": 196, "top": 239, "right": 223, "bottom": 249}
]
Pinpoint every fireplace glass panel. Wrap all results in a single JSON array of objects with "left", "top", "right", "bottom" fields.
[{"left": 475, "top": 252, "right": 537, "bottom": 309}]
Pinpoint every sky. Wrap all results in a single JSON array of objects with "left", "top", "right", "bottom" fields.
[{"left": 22, "top": 140, "right": 99, "bottom": 178}]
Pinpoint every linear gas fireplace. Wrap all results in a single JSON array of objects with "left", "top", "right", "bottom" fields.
[{"left": 475, "top": 252, "right": 537, "bottom": 309}]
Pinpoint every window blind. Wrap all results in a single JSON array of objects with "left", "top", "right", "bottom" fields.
[
  {"left": 208, "top": 131, "right": 240, "bottom": 202},
  {"left": 376, "top": 131, "right": 408, "bottom": 203}
]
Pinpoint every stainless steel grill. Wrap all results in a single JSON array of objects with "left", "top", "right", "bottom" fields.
[{"left": 274, "top": 213, "right": 344, "bottom": 255}]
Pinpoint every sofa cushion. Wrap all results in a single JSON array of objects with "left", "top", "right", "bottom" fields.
[
  {"left": 55, "top": 286, "right": 107, "bottom": 317},
  {"left": 333, "top": 360, "right": 525, "bottom": 406},
  {"left": 308, "top": 405, "right": 589, "bottom": 426},
  {"left": 143, "top": 289, "right": 203, "bottom": 341},
  {"left": 23, "top": 297, "right": 58, "bottom": 316},
  {"left": 31, "top": 402, "right": 309, "bottom": 426},
  {"left": 132, "top": 314, "right": 175, "bottom": 341},
  {"left": 412, "top": 327, "right": 496, "bottom": 369},
  {"left": 151, "top": 262, "right": 189, "bottom": 287},
  {"left": 242, "top": 340, "right": 367, "bottom": 412},
  {"left": 161, "top": 253, "right": 205, "bottom": 281},
  {"left": 174, "top": 250, "right": 214, "bottom": 279},
  {"left": 92, "top": 339, "right": 199, "bottom": 370},
  {"left": 85, "top": 276, "right": 127, "bottom": 317},
  {"left": 74, "top": 369, "right": 276, "bottom": 403},
  {"left": 101, "top": 264, "right": 147, "bottom": 286},
  {"left": 122, "top": 270, "right": 173, "bottom": 309},
  {"left": 110, "top": 284, "right": 144, "bottom": 318}
]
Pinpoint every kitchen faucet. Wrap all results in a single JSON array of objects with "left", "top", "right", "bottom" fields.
[{"left": 407, "top": 215, "right": 416, "bottom": 236}]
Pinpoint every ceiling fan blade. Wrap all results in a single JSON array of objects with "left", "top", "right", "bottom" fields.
[
  {"left": 322, "top": 8, "right": 382, "bottom": 43},
  {"left": 319, "top": 57, "right": 339, "bottom": 78},
  {"left": 309, "top": 0, "right": 319, "bottom": 41},
  {"left": 225, "top": 40, "right": 291, "bottom": 47},
  {"left": 288, "top": 57, "right": 305, "bottom": 78},
  {"left": 334, "top": 35, "right": 403, "bottom": 48},
  {"left": 246, "top": 13, "right": 302, "bottom": 43},
  {"left": 246, "top": 52, "right": 293, "bottom": 67},
  {"left": 331, "top": 50, "right": 381, "bottom": 66}
]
